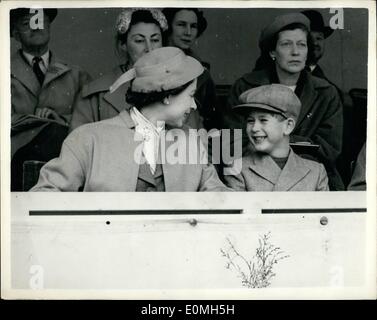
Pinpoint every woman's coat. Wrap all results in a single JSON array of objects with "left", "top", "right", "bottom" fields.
[{"left": 31, "top": 111, "right": 230, "bottom": 192}]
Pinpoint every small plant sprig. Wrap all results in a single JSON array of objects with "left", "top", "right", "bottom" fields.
[{"left": 220, "top": 232, "right": 289, "bottom": 288}]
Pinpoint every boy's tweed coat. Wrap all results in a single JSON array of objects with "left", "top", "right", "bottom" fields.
[{"left": 225, "top": 149, "right": 329, "bottom": 191}]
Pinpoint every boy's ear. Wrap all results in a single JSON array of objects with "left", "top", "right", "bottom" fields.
[{"left": 284, "top": 117, "right": 296, "bottom": 135}]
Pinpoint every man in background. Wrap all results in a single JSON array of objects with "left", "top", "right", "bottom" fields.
[{"left": 10, "top": 8, "right": 91, "bottom": 191}]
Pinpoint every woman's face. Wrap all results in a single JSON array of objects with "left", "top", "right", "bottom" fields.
[
  {"left": 163, "top": 79, "right": 197, "bottom": 127},
  {"left": 270, "top": 28, "right": 308, "bottom": 75},
  {"left": 124, "top": 22, "right": 162, "bottom": 65},
  {"left": 169, "top": 10, "right": 199, "bottom": 50}
]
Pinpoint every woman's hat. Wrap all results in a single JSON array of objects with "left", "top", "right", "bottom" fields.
[
  {"left": 116, "top": 8, "right": 168, "bottom": 35},
  {"left": 162, "top": 8, "right": 208, "bottom": 38},
  {"left": 110, "top": 47, "right": 204, "bottom": 93},
  {"left": 233, "top": 84, "right": 301, "bottom": 120},
  {"left": 301, "top": 10, "right": 334, "bottom": 38},
  {"left": 10, "top": 8, "right": 58, "bottom": 37},
  {"left": 259, "top": 12, "right": 310, "bottom": 50}
]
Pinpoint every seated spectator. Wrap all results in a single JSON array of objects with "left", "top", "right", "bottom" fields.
[
  {"left": 224, "top": 13, "right": 344, "bottom": 190},
  {"left": 31, "top": 47, "right": 229, "bottom": 192},
  {"left": 69, "top": 8, "right": 167, "bottom": 131},
  {"left": 348, "top": 143, "right": 366, "bottom": 191},
  {"left": 162, "top": 8, "right": 218, "bottom": 130},
  {"left": 11, "top": 8, "right": 91, "bottom": 191},
  {"left": 225, "top": 84, "right": 329, "bottom": 191}
]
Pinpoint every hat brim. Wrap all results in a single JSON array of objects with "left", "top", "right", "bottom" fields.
[
  {"left": 259, "top": 13, "right": 311, "bottom": 50},
  {"left": 322, "top": 26, "right": 334, "bottom": 38},
  {"left": 233, "top": 103, "right": 287, "bottom": 117},
  {"left": 10, "top": 8, "right": 57, "bottom": 37},
  {"left": 132, "top": 55, "right": 204, "bottom": 93}
]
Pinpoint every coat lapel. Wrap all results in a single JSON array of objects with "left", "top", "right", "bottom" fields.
[
  {"left": 11, "top": 51, "right": 41, "bottom": 97},
  {"left": 43, "top": 56, "right": 71, "bottom": 88},
  {"left": 273, "top": 150, "right": 311, "bottom": 191},
  {"left": 103, "top": 82, "right": 130, "bottom": 113},
  {"left": 248, "top": 153, "right": 281, "bottom": 185},
  {"left": 88, "top": 66, "right": 130, "bottom": 114},
  {"left": 118, "top": 111, "right": 143, "bottom": 191}
]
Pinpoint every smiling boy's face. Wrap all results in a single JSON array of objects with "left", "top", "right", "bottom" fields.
[{"left": 246, "top": 109, "right": 294, "bottom": 157}]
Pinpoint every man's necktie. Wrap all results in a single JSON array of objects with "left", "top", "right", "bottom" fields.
[{"left": 32, "top": 57, "right": 45, "bottom": 85}]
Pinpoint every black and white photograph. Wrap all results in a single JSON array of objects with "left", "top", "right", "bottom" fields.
[{"left": 1, "top": 0, "right": 375, "bottom": 300}]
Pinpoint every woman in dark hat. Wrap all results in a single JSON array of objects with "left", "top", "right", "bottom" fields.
[
  {"left": 162, "top": 8, "right": 218, "bottom": 130},
  {"left": 69, "top": 8, "right": 167, "bottom": 131},
  {"left": 226, "top": 12, "right": 344, "bottom": 190},
  {"left": 31, "top": 47, "right": 229, "bottom": 192}
]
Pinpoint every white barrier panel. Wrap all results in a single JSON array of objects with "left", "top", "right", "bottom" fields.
[{"left": 8, "top": 192, "right": 368, "bottom": 294}]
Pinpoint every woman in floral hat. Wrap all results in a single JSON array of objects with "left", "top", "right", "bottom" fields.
[{"left": 69, "top": 8, "right": 168, "bottom": 131}]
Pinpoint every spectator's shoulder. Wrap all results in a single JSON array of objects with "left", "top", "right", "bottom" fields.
[
  {"left": 69, "top": 114, "right": 128, "bottom": 138},
  {"left": 82, "top": 68, "right": 124, "bottom": 97}
]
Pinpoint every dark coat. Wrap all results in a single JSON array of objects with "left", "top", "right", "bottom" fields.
[
  {"left": 185, "top": 50, "right": 218, "bottom": 130},
  {"left": 225, "top": 68, "right": 344, "bottom": 190},
  {"left": 310, "top": 64, "right": 344, "bottom": 103}
]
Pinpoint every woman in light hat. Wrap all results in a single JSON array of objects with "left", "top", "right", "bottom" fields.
[
  {"left": 162, "top": 8, "right": 218, "bottom": 130},
  {"left": 69, "top": 8, "right": 168, "bottom": 131},
  {"left": 225, "top": 12, "right": 344, "bottom": 190},
  {"left": 31, "top": 47, "right": 229, "bottom": 192}
]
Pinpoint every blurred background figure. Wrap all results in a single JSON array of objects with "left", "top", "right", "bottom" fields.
[
  {"left": 163, "top": 8, "right": 218, "bottom": 130},
  {"left": 301, "top": 10, "right": 335, "bottom": 82},
  {"left": 69, "top": 8, "right": 167, "bottom": 131},
  {"left": 225, "top": 13, "right": 344, "bottom": 190},
  {"left": 10, "top": 8, "right": 91, "bottom": 191},
  {"left": 347, "top": 143, "right": 366, "bottom": 191}
]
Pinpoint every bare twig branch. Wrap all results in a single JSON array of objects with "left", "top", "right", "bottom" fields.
[{"left": 220, "top": 232, "right": 289, "bottom": 288}]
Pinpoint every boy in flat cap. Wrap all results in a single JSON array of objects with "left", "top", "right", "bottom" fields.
[
  {"left": 224, "top": 84, "right": 329, "bottom": 191},
  {"left": 10, "top": 8, "right": 91, "bottom": 191}
]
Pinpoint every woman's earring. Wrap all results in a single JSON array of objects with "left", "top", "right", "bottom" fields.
[
  {"left": 271, "top": 56, "right": 276, "bottom": 61},
  {"left": 163, "top": 98, "right": 170, "bottom": 105}
]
